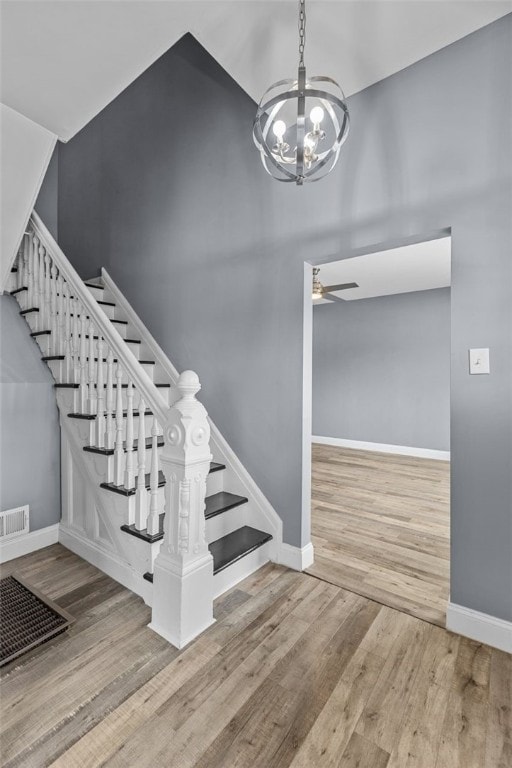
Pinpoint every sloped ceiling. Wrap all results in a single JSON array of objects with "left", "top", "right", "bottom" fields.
[{"left": 1, "top": 0, "right": 511, "bottom": 142}]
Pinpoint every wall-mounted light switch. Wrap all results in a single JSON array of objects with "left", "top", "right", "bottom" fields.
[{"left": 469, "top": 348, "right": 490, "bottom": 375}]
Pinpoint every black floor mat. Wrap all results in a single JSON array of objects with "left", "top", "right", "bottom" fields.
[{"left": 0, "top": 575, "right": 74, "bottom": 666}]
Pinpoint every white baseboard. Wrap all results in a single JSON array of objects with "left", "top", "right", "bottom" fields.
[
  {"left": 312, "top": 436, "right": 450, "bottom": 461},
  {"left": 446, "top": 602, "right": 512, "bottom": 653},
  {"left": 0, "top": 523, "right": 59, "bottom": 563},
  {"left": 277, "top": 542, "right": 314, "bottom": 571},
  {"left": 59, "top": 525, "right": 153, "bottom": 606}
]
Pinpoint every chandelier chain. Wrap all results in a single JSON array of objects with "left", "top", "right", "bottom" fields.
[{"left": 298, "top": 0, "right": 306, "bottom": 67}]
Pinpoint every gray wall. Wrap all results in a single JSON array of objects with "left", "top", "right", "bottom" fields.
[
  {"left": 58, "top": 20, "right": 512, "bottom": 622},
  {"left": 34, "top": 145, "right": 58, "bottom": 240},
  {"left": 0, "top": 294, "right": 60, "bottom": 530},
  {"left": 313, "top": 287, "right": 451, "bottom": 450}
]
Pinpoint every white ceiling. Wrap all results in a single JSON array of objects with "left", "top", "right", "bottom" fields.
[
  {"left": 1, "top": 1, "right": 510, "bottom": 141},
  {"left": 313, "top": 236, "right": 451, "bottom": 304}
]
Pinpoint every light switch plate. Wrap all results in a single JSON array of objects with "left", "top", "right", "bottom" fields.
[{"left": 469, "top": 348, "right": 490, "bottom": 375}]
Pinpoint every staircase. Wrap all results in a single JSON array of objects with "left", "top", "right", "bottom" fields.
[{"left": 8, "top": 211, "right": 281, "bottom": 648}]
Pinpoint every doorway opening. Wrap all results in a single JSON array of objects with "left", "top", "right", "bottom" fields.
[{"left": 305, "top": 235, "right": 451, "bottom": 627}]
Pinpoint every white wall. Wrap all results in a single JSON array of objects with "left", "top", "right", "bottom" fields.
[{"left": 0, "top": 103, "right": 56, "bottom": 292}]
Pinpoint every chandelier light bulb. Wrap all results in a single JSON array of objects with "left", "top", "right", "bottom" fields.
[
  {"left": 310, "top": 106, "right": 324, "bottom": 126},
  {"left": 253, "top": 0, "right": 350, "bottom": 184},
  {"left": 273, "top": 120, "right": 287, "bottom": 140}
]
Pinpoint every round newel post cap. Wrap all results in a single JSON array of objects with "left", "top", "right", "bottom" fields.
[{"left": 177, "top": 370, "right": 201, "bottom": 401}]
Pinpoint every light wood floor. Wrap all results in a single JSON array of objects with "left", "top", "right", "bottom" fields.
[
  {"left": 1, "top": 544, "right": 510, "bottom": 768},
  {"left": 308, "top": 444, "right": 450, "bottom": 627}
]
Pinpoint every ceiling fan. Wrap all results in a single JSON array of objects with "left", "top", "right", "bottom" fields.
[{"left": 312, "top": 267, "right": 358, "bottom": 302}]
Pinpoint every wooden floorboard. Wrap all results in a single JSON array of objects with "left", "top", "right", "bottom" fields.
[
  {"left": 307, "top": 444, "right": 450, "bottom": 627},
  {"left": 1, "top": 544, "right": 509, "bottom": 767}
]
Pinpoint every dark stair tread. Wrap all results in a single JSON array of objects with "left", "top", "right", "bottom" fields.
[
  {"left": 85, "top": 282, "right": 104, "bottom": 290},
  {"left": 20, "top": 307, "right": 39, "bottom": 315},
  {"left": 68, "top": 408, "right": 154, "bottom": 420},
  {"left": 84, "top": 435, "right": 164, "bottom": 456},
  {"left": 92, "top": 382, "right": 169, "bottom": 389},
  {"left": 55, "top": 383, "right": 80, "bottom": 389},
  {"left": 205, "top": 492, "right": 247, "bottom": 520},
  {"left": 143, "top": 526, "right": 272, "bottom": 578},
  {"left": 42, "top": 355, "right": 65, "bottom": 361},
  {"left": 121, "top": 516, "right": 164, "bottom": 543},
  {"left": 111, "top": 319, "right": 128, "bottom": 325},
  {"left": 10, "top": 286, "right": 27, "bottom": 295},
  {"left": 124, "top": 338, "right": 141, "bottom": 344},
  {"left": 31, "top": 330, "right": 51, "bottom": 337},
  {"left": 97, "top": 300, "right": 116, "bottom": 307},
  {"left": 209, "top": 526, "right": 272, "bottom": 575},
  {"left": 105, "top": 462, "right": 225, "bottom": 497},
  {"left": 11, "top": 267, "right": 18, "bottom": 273},
  {"left": 102, "top": 470, "right": 166, "bottom": 496},
  {"left": 209, "top": 462, "right": 226, "bottom": 473}
]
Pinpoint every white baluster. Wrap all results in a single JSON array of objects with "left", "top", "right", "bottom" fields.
[
  {"left": 147, "top": 417, "right": 162, "bottom": 536},
  {"left": 96, "top": 337, "right": 106, "bottom": 448},
  {"left": 27, "top": 234, "right": 35, "bottom": 307},
  {"left": 104, "top": 349, "right": 115, "bottom": 450},
  {"left": 135, "top": 394, "right": 148, "bottom": 530},
  {"left": 38, "top": 242, "right": 45, "bottom": 327},
  {"left": 124, "top": 381, "right": 135, "bottom": 490},
  {"left": 43, "top": 251, "right": 51, "bottom": 332},
  {"left": 63, "top": 282, "right": 72, "bottom": 382},
  {"left": 72, "top": 298, "right": 81, "bottom": 383},
  {"left": 32, "top": 236, "right": 40, "bottom": 310},
  {"left": 113, "top": 364, "right": 124, "bottom": 485},
  {"left": 57, "top": 274, "right": 65, "bottom": 356},
  {"left": 50, "top": 265, "right": 58, "bottom": 356},
  {"left": 18, "top": 239, "right": 25, "bottom": 289},
  {"left": 22, "top": 235, "right": 30, "bottom": 298},
  {"left": 87, "top": 320, "right": 97, "bottom": 414},
  {"left": 79, "top": 313, "right": 89, "bottom": 413}
]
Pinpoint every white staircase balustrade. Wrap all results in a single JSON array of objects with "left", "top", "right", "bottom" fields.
[
  {"left": 135, "top": 394, "right": 149, "bottom": 531},
  {"left": 9, "top": 210, "right": 282, "bottom": 651}
]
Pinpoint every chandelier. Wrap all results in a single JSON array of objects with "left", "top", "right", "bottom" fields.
[{"left": 253, "top": 0, "right": 350, "bottom": 185}]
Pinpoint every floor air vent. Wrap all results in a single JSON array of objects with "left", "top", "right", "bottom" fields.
[{"left": 0, "top": 506, "right": 29, "bottom": 540}]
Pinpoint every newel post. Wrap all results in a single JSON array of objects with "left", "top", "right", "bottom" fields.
[{"left": 149, "top": 371, "right": 214, "bottom": 649}]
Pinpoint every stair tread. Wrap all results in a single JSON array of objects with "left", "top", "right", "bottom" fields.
[
  {"left": 142, "top": 526, "right": 272, "bottom": 579},
  {"left": 102, "top": 469, "right": 166, "bottom": 496},
  {"left": 84, "top": 282, "right": 104, "bottom": 290},
  {"left": 55, "top": 383, "right": 80, "bottom": 388},
  {"left": 97, "top": 300, "right": 116, "bottom": 307},
  {"left": 84, "top": 435, "right": 164, "bottom": 456},
  {"left": 102, "top": 462, "right": 224, "bottom": 497},
  {"left": 68, "top": 408, "right": 154, "bottom": 420},
  {"left": 210, "top": 526, "right": 272, "bottom": 574},
  {"left": 42, "top": 355, "right": 65, "bottom": 361},
  {"left": 30, "top": 330, "right": 51, "bottom": 337},
  {"left": 20, "top": 307, "right": 39, "bottom": 315},
  {"left": 111, "top": 319, "right": 128, "bottom": 325},
  {"left": 10, "top": 287, "right": 27, "bottom": 295},
  {"left": 205, "top": 491, "right": 247, "bottom": 520}
]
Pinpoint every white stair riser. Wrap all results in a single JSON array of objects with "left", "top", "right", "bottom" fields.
[
  {"left": 205, "top": 504, "right": 247, "bottom": 543},
  {"left": 206, "top": 469, "right": 224, "bottom": 496},
  {"left": 56, "top": 385, "right": 171, "bottom": 413},
  {"left": 72, "top": 413, "right": 160, "bottom": 444},
  {"left": 46, "top": 359, "right": 155, "bottom": 384},
  {"left": 212, "top": 541, "right": 271, "bottom": 598},
  {"left": 85, "top": 284, "right": 106, "bottom": 301}
]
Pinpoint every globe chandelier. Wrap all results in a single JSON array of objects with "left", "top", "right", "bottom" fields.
[{"left": 253, "top": 0, "right": 350, "bottom": 185}]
